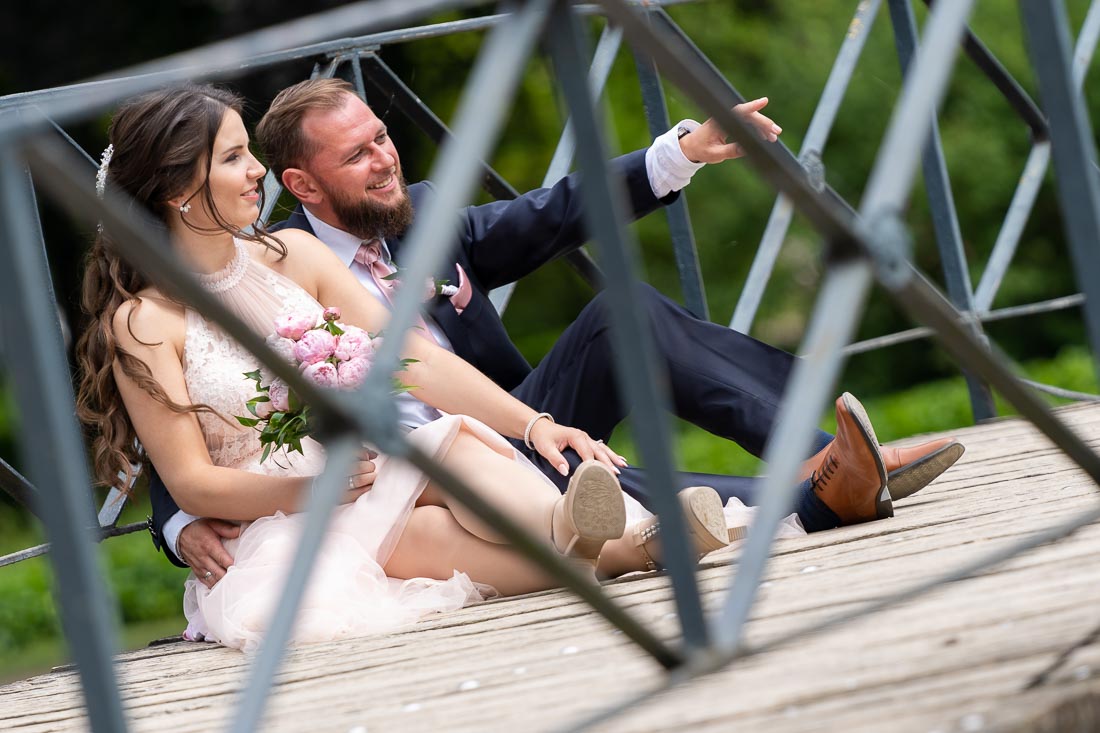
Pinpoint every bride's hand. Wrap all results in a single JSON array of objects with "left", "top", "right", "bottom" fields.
[
  {"left": 342, "top": 448, "right": 379, "bottom": 502},
  {"left": 529, "top": 420, "right": 627, "bottom": 476}
]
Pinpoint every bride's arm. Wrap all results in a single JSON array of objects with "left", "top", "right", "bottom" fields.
[
  {"left": 110, "top": 297, "right": 360, "bottom": 520},
  {"left": 277, "top": 230, "right": 623, "bottom": 474}
]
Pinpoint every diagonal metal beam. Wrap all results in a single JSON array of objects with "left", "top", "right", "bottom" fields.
[
  {"left": 360, "top": 53, "right": 603, "bottom": 293},
  {"left": 887, "top": 0, "right": 996, "bottom": 420},
  {"left": 1020, "top": 0, "right": 1100, "bottom": 386},
  {"left": 489, "top": 20, "right": 624, "bottom": 314},
  {"left": 0, "top": 149, "right": 128, "bottom": 732},
  {"left": 730, "top": 0, "right": 883, "bottom": 333},
  {"left": 974, "top": 0, "right": 1100, "bottom": 312},
  {"left": 630, "top": 11, "right": 708, "bottom": 321},
  {"left": 546, "top": 0, "right": 710, "bottom": 652}
]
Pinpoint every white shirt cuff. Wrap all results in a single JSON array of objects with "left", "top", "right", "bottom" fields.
[
  {"left": 162, "top": 510, "right": 201, "bottom": 561},
  {"left": 645, "top": 119, "right": 707, "bottom": 199}
]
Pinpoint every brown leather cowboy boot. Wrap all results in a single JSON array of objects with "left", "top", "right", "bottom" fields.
[
  {"left": 808, "top": 393, "right": 891, "bottom": 525},
  {"left": 800, "top": 433, "right": 964, "bottom": 501}
]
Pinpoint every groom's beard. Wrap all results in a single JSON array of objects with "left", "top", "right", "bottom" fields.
[{"left": 325, "top": 175, "right": 414, "bottom": 241}]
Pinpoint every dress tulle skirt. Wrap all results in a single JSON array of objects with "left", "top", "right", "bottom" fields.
[{"left": 182, "top": 415, "right": 533, "bottom": 652}]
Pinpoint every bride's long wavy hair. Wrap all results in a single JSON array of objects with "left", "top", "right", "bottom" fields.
[{"left": 76, "top": 83, "right": 286, "bottom": 492}]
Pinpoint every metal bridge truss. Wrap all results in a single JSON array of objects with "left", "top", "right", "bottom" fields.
[{"left": 0, "top": 0, "right": 1099, "bottom": 731}]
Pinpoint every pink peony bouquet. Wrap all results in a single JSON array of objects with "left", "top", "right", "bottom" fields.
[{"left": 236, "top": 306, "right": 414, "bottom": 463}]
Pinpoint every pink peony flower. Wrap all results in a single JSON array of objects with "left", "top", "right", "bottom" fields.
[
  {"left": 302, "top": 361, "right": 340, "bottom": 389},
  {"left": 293, "top": 329, "right": 336, "bottom": 366},
  {"left": 337, "top": 356, "right": 371, "bottom": 390},
  {"left": 268, "top": 379, "right": 291, "bottom": 412},
  {"left": 323, "top": 306, "right": 341, "bottom": 322},
  {"left": 333, "top": 325, "right": 374, "bottom": 362},
  {"left": 265, "top": 333, "right": 298, "bottom": 365},
  {"left": 274, "top": 312, "right": 317, "bottom": 341}
]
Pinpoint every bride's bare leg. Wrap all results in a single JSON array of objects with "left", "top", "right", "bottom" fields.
[
  {"left": 417, "top": 428, "right": 560, "bottom": 545},
  {"left": 596, "top": 532, "right": 649, "bottom": 577},
  {"left": 385, "top": 505, "right": 557, "bottom": 596}
]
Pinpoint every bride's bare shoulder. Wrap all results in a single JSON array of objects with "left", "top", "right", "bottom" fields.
[
  {"left": 111, "top": 290, "right": 186, "bottom": 355},
  {"left": 249, "top": 229, "right": 341, "bottom": 287}
]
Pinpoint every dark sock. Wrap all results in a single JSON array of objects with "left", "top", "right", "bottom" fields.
[{"left": 794, "top": 479, "right": 841, "bottom": 532}]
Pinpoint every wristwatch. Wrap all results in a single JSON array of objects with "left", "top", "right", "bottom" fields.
[{"left": 677, "top": 124, "right": 700, "bottom": 163}]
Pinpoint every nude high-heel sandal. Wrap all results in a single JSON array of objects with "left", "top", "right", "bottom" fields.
[
  {"left": 551, "top": 461, "right": 628, "bottom": 572},
  {"left": 634, "top": 485, "right": 733, "bottom": 571}
]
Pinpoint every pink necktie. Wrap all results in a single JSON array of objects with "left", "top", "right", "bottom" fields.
[{"left": 354, "top": 240, "right": 432, "bottom": 339}]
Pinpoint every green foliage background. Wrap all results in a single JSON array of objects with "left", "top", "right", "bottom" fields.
[{"left": 0, "top": 0, "right": 1098, "bottom": 680}]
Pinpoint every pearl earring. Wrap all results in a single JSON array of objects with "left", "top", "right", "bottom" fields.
[{"left": 179, "top": 202, "right": 192, "bottom": 214}]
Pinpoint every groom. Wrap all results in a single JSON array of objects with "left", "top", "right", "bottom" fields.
[{"left": 149, "top": 79, "right": 961, "bottom": 580}]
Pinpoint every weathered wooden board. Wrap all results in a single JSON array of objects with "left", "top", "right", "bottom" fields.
[{"left": 4, "top": 403, "right": 1100, "bottom": 732}]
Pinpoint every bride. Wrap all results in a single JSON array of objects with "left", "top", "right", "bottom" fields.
[{"left": 75, "top": 84, "right": 734, "bottom": 651}]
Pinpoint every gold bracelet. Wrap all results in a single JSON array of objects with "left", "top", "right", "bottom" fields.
[{"left": 523, "top": 412, "right": 555, "bottom": 450}]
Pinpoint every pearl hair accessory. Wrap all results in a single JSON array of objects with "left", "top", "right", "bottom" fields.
[
  {"left": 94, "top": 144, "right": 114, "bottom": 233},
  {"left": 95, "top": 144, "right": 113, "bottom": 199}
]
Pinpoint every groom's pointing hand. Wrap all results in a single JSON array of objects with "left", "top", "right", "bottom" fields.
[{"left": 679, "top": 97, "right": 782, "bottom": 164}]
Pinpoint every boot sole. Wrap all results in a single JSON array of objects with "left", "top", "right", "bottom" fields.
[
  {"left": 888, "top": 441, "right": 965, "bottom": 500},
  {"left": 680, "top": 486, "right": 729, "bottom": 554},
  {"left": 566, "top": 461, "right": 627, "bottom": 547},
  {"left": 840, "top": 392, "right": 892, "bottom": 519}
]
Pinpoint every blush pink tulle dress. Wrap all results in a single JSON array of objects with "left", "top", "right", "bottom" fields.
[{"left": 179, "top": 240, "right": 524, "bottom": 651}]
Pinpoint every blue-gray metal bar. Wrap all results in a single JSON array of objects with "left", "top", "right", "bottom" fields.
[
  {"left": 229, "top": 436, "right": 361, "bottom": 733},
  {"left": 887, "top": 0, "right": 996, "bottom": 421},
  {"left": 350, "top": 53, "right": 369, "bottom": 103},
  {"left": 1020, "top": 0, "right": 1100, "bottom": 385},
  {"left": 25, "top": 129, "right": 682, "bottom": 672},
  {"left": 361, "top": 55, "right": 603, "bottom": 296},
  {"left": 843, "top": 292, "right": 1085, "bottom": 354},
  {"left": 730, "top": 0, "right": 882, "bottom": 334},
  {"left": 0, "top": 0, "right": 495, "bottom": 137},
  {"left": 715, "top": 0, "right": 981, "bottom": 652},
  {"left": 0, "top": 149, "right": 128, "bottom": 732},
  {"left": 0, "top": 457, "right": 38, "bottom": 514},
  {"left": 0, "top": 522, "right": 149, "bottom": 569},
  {"left": 0, "top": 1, "right": 697, "bottom": 131},
  {"left": 490, "top": 21, "right": 623, "bottom": 313},
  {"left": 630, "top": 10, "right": 708, "bottom": 321},
  {"left": 546, "top": 0, "right": 709, "bottom": 652},
  {"left": 974, "top": 0, "right": 1100, "bottom": 312},
  {"left": 714, "top": 259, "right": 875, "bottom": 650}
]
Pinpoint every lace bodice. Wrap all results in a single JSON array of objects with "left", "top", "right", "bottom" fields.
[{"left": 183, "top": 239, "right": 322, "bottom": 471}]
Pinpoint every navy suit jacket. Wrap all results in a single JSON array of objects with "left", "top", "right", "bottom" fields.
[{"left": 149, "top": 148, "right": 675, "bottom": 564}]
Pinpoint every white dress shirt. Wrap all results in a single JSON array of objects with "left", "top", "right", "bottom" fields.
[{"left": 163, "top": 121, "right": 706, "bottom": 557}]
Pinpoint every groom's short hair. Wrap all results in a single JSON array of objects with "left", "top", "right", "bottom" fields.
[{"left": 257, "top": 78, "right": 358, "bottom": 181}]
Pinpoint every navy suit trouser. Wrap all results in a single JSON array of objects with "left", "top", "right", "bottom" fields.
[{"left": 508, "top": 283, "right": 834, "bottom": 512}]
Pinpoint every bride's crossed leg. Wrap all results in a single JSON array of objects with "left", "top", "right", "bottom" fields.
[{"left": 383, "top": 427, "right": 651, "bottom": 595}]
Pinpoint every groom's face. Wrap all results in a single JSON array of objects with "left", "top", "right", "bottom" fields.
[{"left": 299, "top": 94, "right": 412, "bottom": 239}]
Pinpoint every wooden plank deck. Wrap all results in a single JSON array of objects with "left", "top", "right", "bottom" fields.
[{"left": 5, "top": 402, "right": 1100, "bottom": 732}]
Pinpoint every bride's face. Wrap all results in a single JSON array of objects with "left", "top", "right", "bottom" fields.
[{"left": 186, "top": 109, "right": 266, "bottom": 231}]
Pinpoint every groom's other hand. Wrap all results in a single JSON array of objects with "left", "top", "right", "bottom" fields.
[
  {"left": 179, "top": 518, "right": 240, "bottom": 588},
  {"left": 679, "top": 97, "right": 782, "bottom": 164}
]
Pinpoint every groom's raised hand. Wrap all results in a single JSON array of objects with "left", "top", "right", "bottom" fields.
[
  {"left": 179, "top": 518, "right": 240, "bottom": 588},
  {"left": 678, "top": 97, "right": 783, "bottom": 164}
]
